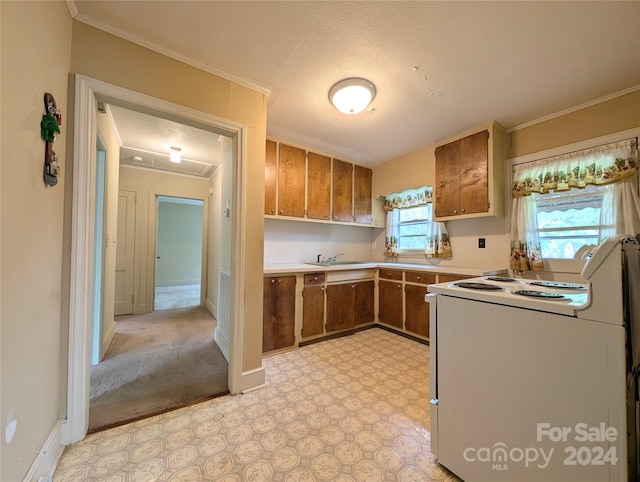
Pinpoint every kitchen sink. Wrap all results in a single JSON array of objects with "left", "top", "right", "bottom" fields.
[{"left": 305, "top": 261, "right": 366, "bottom": 267}]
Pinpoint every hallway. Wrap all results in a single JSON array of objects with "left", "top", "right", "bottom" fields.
[{"left": 89, "top": 306, "right": 228, "bottom": 432}]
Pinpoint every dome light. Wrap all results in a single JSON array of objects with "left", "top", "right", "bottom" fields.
[{"left": 329, "top": 78, "right": 376, "bottom": 115}]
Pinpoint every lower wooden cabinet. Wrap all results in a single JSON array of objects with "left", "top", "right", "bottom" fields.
[
  {"left": 405, "top": 284, "right": 430, "bottom": 337},
  {"left": 302, "top": 285, "right": 325, "bottom": 337},
  {"left": 263, "top": 276, "right": 296, "bottom": 353},
  {"left": 326, "top": 280, "right": 375, "bottom": 332},
  {"left": 354, "top": 280, "right": 375, "bottom": 325},
  {"left": 378, "top": 279, "right": 403, "bottom": 328}
]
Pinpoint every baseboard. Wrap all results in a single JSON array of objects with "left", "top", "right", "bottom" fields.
[
  {"left": 155, "top": 280, "right": 200, "bottom": 287},
  {"left": 205, "top": 298, "right": 217, "bottom": 319},
  {"left": 241, "top": 367, "right": 265, "bottom": 393},
  {"left": 23, "top": 419, "right": 64, "bottom": 482},
  {"left": 214, "top": 327, "right": 230, "bottom": 362},
  {"left": 100, "top": 320, "right": 116, "bottom": 362}
]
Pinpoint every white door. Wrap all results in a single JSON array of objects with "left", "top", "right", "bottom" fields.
[{"left": 114, "top": 190, "right": 136, "bottom": 315}]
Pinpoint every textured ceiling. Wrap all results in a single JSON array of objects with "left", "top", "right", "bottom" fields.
[{"left": 72, "top": 1, "right": 640, "bottom": 166}]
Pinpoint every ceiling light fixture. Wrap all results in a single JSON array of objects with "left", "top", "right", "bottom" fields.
[
  {"left": 329, "top": 78, "right": 376, "bottom": 115},
  {"left": 169, "top": 146, "right": 182, "bottom": 163}
]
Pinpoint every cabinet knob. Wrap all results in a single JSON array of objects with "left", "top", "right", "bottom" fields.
[
  {"left": 417, "top": 275, "right": 421, "bottom": 280},
  {"left": 277, "top": 278, "right": 282, "bottom": 283},
  {"left": 352, "top": 284, "right": 356, "bottom": 288},
  {"left": 271, "top": 279, "right": 275, "bottom": 284},
  {"left": 314, "top": 276, "right": 318, "bottom": 281},
  {"left": 270, "top": 209, "right": 275, "bottom": 214},
  {"left": 454, "top": 209, "right": 458, "bottom": 214},
  {"left": 333, "top": 216, "right": 337, "bottom": 220},
  {"left": 397, "top": 284, "right": 402, "bottom": 289},
  {"left": 279, "top": 210, "right": 283, "bottom": 214},
  {"left": 461, "top": 208, "right": 466, "bottom": 213}
]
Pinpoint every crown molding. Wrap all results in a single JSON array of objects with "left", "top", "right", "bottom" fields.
[
  {"left": 66, "top": 1, "right": 271, "bottom": 96},
  {"left": 508, "top": 83, "right": 640, "bottom": 133}
]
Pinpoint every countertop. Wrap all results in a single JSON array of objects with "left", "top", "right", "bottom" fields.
[{"left": 264, "top": 261, "right": 506, "bottom": 277}]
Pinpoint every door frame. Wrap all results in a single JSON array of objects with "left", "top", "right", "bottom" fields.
[
  {"left": 64, "top": 74, "right": 246, "bottom": 444},
  {"left": 153, "top": 195, "right": 205, "bottom": 310}
]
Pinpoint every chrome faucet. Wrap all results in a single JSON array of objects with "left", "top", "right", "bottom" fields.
[
  {"left": 316, "top": 253, "right": 343, "bottom": 264},
  {"left": 328, "top": 253, "right": 344, "bottom": 263}
]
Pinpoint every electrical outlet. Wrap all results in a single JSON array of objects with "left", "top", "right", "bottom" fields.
[
  {"left": 478, "top": 238, "right": 486, "bottom": 249},
  {"left": 372, "top": 242, "right": 377, "bottom": 250}
]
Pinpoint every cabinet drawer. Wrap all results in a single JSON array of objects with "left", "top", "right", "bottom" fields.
[
  {"left": 304, "top": 273, "right": 325, "bottom": 285},
  {"left": 405, "top": 271, "right": 436, "bottom": 285},
  {"left": 378, "top": 269, "right": 402, "bottom": 281},
  {"left": 438, "top": 274, "right": 473, "bottom": 284}
]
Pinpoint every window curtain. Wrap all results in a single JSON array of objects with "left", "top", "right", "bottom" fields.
[
  {"left": 384, "top": 209, "right": 400, "bottom": 256},
  {"left": 600, "top": 174, "right": 640, "bottom": 239},
  {"left": 511, "top": 138, "right": 639, "bottom": 271},
  {"left": 510, "top": 195, "right": 544, "bottom": 271},
  {"left": 381, "top": 186, "right": 452, "bottom": 259},
  {"left": 424, "top": 203, "right": 452, "bottom": 258}
]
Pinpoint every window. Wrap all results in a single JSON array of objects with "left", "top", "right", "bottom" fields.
[
  {"left": 534, "top": 184, "right": 610, "bottom": 258},
  {"left": 397, "top": 205, "right": 431, "bottom": 251}
]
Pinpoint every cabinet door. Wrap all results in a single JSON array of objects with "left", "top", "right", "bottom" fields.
[
  {"left": 353, "top": 165, "right": 372, "bottom": 224},
  {"left": 278, "top": 144, "right": 306, "bottom": 217},
  {"left": 262, "top": 277, "right": 277, "bottom": 352},
  {"left": 307, "top": 152, "right": 331, "bottom": 220},
  {"left": 332, "top": 159, "right": 353, "bottom": 222},
  {"left": 434, "top": 140, "right": 460, "bottom": 218},
  {"left": 378, "top": 279, "right": 403, "bottom": 328},
  {"left": 302, "top": 285, "right": 325, "bottom": 337},
  {"left": 274, "top": 276, "right": 296, "bottom": 350},
  {"left": 326, "top": 283, "right": 355, "bottom": 332},
  {"left": 405, "top": 284, "right": 430, "bottom": 337},
  {"left": 354, "top": 280, "right": 374, "bottom": 325},
  {"left": 459, "top": 130, "right": 489, "bottom": 215},
  {"left": 264, "top": 140, "right": 277, "bottom": 215}
]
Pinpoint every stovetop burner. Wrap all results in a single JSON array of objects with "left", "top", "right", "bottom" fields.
[
  {"left": 528, "top": 281, "right": 587, "bottom": 290},
  {"left": 515, "top": 290, "right": 567, "bottom": 300},
  {"left": 485, "top": 277, "right": 518, "bottom": 282},
  {"left": 454, "top": 282, "right": 503, "bottom": 291}
]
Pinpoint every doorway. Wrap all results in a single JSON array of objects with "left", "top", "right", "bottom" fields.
[
  {"left": 154, "top": 196, "right": 204, "bottom": 311},
  {"left": 66, "top": 75, "right": 246, "bottom": 445}
]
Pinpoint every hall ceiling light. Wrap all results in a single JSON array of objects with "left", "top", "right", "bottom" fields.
[
  {"left": 169, "top": 146, "right": 182, "bottom": 163},
  {"left": 329, "top": 78, "right": 376, "bottom": 115}
]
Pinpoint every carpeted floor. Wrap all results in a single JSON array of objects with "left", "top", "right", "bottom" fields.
[{"left": 89, "top": 306, "right": 228, "bottom": 433}]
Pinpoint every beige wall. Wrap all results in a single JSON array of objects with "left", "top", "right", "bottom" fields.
[
  {"left": 96, "top": 110, "right": 119, "bottom": 358},
  {"left": 0, "top": 2, "right": 72, "bottom": 480},
  {"left": 119, "top": 167, "right": 210, "bottom": 313},
  {"left": 372, "top": 90, "right": 640, "bottom": 270},
  {"left": 510, "top": 90, "right": 640, "bottom": 158},
  {"left": 71, "top": 21, "right": 267, "bottom": 374},
  {"left": 372, "top": 137, "right": 510, "bottom": 269}
]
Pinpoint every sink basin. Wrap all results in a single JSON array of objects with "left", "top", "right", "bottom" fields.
[{"left": 305, "top": 261, "right": 365, "bottom": 267}]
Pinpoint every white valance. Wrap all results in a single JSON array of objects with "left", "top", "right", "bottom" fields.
[
  {"left": 382, "top": 186, "right": 433, "bottom": 211},
  {"left": 512, "top": 138, "right": 638, "bottom": 197}
]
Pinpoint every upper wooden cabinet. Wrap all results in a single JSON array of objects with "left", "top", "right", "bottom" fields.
[
  {"left": 434, "top": 122, "right": 506, "bottom": 221},
  {"left": 264, "top": 139, "right": 377, "bottom": 227},
  {"left": 264, "top": 140, "right": 277, "bottom": 215},
  {"left": 307, "top": 152, "right": 332, "bottom": 220},
  {"left": 332, "top": 159, "right": 353, "bottom": 222},
  {"left": 277, "top": 143, "right": 306, "bottom": 217},
  {"left": 354, "top": 165, "right": 373, "bottom": 224}
]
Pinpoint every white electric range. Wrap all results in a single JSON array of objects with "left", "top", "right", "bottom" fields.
[{"left": 427, "top": 236, "right": 640, "bottom": 482}]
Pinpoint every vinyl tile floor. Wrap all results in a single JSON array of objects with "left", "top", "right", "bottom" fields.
[{"left": 53, "top": 328, "right": 459, "bottom": 481}]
